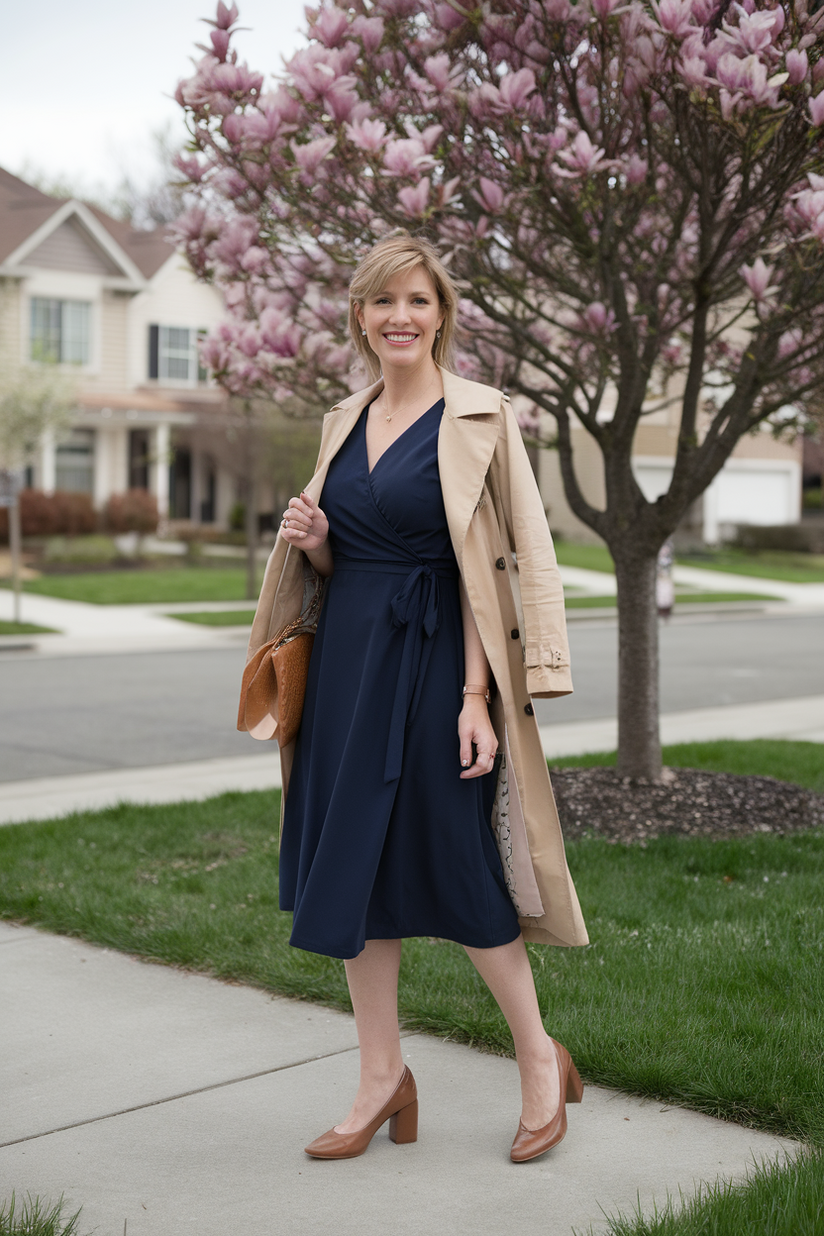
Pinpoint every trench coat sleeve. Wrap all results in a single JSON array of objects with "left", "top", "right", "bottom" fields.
[{"left": 492, "top": 399, "right": 573, "bottom": 699}]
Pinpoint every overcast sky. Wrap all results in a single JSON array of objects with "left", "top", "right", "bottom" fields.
[{"left": 2, "top": 0, "right": 308, "bottom": 197}]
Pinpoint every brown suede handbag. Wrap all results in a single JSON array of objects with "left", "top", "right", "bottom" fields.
[{"left": 237, "top": 576, "right": 324, "bottom": 745}]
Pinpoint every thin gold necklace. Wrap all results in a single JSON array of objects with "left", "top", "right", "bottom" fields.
[{"left": 379, "top": 374, "right": 438, "bottom": 423}]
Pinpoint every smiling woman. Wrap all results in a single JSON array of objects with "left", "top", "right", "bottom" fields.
[{"left": 244, "top": 231, "right": 586, "bottom": 1165}]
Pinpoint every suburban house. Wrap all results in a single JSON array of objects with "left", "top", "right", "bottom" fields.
[
  {"left": 0, "top": 167, "right": 237, "bottom": 527},
  {"left": 0, "top": 166, "right": 803, "bottom": 545}
]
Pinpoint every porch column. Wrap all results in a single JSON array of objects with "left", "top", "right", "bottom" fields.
[
  {"left": 153, "top": 421, "right": 171, "bottom": 517},
  {"left": 41, "top": 430, "right": 56, "bottom": 494}
]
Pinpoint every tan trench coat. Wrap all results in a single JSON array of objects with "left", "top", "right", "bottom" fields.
[{"left": 241, "top": 366, "right": 588, "bottom": 949}]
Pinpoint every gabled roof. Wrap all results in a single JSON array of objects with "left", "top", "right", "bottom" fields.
[{"left": 0, "top": 165, "right": 175, "bottom": 284}]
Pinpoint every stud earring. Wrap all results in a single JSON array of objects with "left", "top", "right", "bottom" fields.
[
  {"left": 362, "top": 329, "right": 366, "bottom": 336},
  {"left": 436, "top": 330, "right": 441, "bottom": 339}
]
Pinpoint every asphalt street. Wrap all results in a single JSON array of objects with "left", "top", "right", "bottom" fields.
[{"left": 1, "top": 610, "right": 822, "bottom": 783}]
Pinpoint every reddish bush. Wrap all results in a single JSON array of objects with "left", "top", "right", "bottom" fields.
[
  {"left": 0, "top": 489, "right": 96, "bottom": 541},
  {"left": 103, "top": 489, "right": 159, "bottom": 535}
]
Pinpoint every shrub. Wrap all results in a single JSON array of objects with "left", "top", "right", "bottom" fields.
[
  {"left": 102, "top": 489, "right": 159, "bottom": 535},
  {"left": 733, "top": 522, "right": 824, "bottom": 554},
  {"left": 0, "top": 489, "right": 96, "bottom": 541}
]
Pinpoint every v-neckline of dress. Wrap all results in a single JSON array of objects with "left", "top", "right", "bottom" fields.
[{"left": 364, "top": 398, "right": 444, "bottom": 478}]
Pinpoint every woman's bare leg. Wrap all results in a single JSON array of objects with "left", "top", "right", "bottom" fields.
[
  {"left": 464, "top": 935, "right": 561, "bottom": 1130},
  {"left": 335, "top": 938, "right": 405, "bottom": 1134}
]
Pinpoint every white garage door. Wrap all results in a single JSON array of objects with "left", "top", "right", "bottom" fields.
[{"left": 715, "top": 468, "right": 793, "bottom": 526}]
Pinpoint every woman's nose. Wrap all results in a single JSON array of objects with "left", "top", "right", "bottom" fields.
[{"left": 388, "top": 302, "right": 412, "bottom": 324}]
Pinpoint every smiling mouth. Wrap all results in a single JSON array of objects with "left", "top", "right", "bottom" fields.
[{"left": 383, "top": 333, "right": 418, "bottom": 344}]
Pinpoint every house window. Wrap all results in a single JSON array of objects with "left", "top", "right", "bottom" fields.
[
  {"left": 55, "top": 429, "right": 95, "bottom": 494},
  {"left": 30, "top": 298, "right": 91, "bottom": 364},
  {"left": 148, "top": 325, "right": 208, "bottom": 385}
]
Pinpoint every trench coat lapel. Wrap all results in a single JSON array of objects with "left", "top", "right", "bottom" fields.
[{"left": 438, "top": 367, "right": 501, "bottom": 563}]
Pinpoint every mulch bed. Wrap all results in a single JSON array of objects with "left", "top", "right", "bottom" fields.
[{"left": 549, "top": 766, "right": 824, "bottom": 844}]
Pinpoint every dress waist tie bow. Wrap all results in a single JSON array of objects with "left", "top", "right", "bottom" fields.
[{"left": 333, "top": 556, "right": 459, "bottom": 783}]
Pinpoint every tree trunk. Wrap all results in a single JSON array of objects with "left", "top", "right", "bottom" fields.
[
  {"left": 613, "top": 550, "right": 662, "bottom": 780},
  {"left": 9, "top": 496, "right": 22, "bottom": 625}
]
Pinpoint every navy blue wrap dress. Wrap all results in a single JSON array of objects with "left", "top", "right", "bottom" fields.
[{"left": 279, "top": 399, "right": 521, "bottom": 959}]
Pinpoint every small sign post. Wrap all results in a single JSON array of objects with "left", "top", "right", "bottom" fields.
[{"left": 0, "top": 469, "right": 25, "bottom": 624}]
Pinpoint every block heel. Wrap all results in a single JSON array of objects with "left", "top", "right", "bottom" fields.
[
  {"left": 566, "top": 1059, "right": 584, "bottom": 1104},
  {"left": 304, "top": 1066, "right": 418, "bottom": 1159},
  {"left": 389, "top": 1097, "right": 418, "bottom": 1144}
]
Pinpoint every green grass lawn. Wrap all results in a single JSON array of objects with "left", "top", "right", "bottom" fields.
[
  {"left": 554, "top": 540, "right": 615, "bottom": 573},
  {"left": 167, "top": 608, "right": 256, "bottom": 626},
  {"left": 5, "top": 567, "right": 256, "bottom": 605},
  {"left": 563, "top": 591, "right": 776, "bottom": 608},
  {"left": 677, "top": 548, "right": 824, "bottom": 584},
  {"left": 0, "top": 619, "right": 58, "bottom": 635},
  {"left": 555, "top": 540, "right": 824, "bottom": 585},
  {"left": 2, "top": 737, "right": 821, "bottom": 1236}
]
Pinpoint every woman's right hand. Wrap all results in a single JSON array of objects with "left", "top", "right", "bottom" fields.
[{"left": 281, "top": 491, "right": 329, "bottom": 553}]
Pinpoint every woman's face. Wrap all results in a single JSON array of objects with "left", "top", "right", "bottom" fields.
[{"left": 358, "top": 265, "right": 444, "bottom": 375}]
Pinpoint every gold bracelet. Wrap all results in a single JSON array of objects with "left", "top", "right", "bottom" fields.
[{"left": 462, "top": 684, "right": 491, "bottom": 704}]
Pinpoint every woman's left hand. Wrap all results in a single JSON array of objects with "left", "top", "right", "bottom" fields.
[{"left": 458, "top": 697, "right": 498, "bottom": 780}]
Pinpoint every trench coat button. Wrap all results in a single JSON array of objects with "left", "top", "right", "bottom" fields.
[
  {"left": 524, "top": 703, "right": 534, "bottom": 716},
  {"left": 495, "top": 557, "right": 506, "bottom": 570},
  {"left": 510, "top": 628, "right": 520, "bottom": 640}
]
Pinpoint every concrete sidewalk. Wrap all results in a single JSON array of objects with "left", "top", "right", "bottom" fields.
[
  {"left": 1, "top": 693, "right": 821, "bottom": 827},
  {"left": 4, "top": 561, "right": 823, "bottom": 658},
  {"left": 0, "top": 923, "right": 798, "bottom": 1236}
]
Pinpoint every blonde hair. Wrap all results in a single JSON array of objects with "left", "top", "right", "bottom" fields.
[{"left": 348, "top": 232, "right": 458, "bottom": 381}]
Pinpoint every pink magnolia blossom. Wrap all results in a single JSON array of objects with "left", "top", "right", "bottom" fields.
[
  {"left": 346, "top": 118, "right": 387, "bottom": 153},
  {"left": 351, "top": 15, "right": 385, "bottom": 53},
  {"left": 424, "top": 53, "right": 452, "bottom": 94},
  {"left": 312, "top": 6, "right": 349, "bottom": 49},
  {"left": 260, "top": 308, "right": 301, "bottom": 357},
  {"left": 210, "top": 29, "right": 230, "bottom": 61},
  {"left": 652, "top": 0, "right": 694, "bottom": 39},
  {"left": 221, "top": 112, "right": 244, "bottom": 144},
  {"left": 719, "top": 9, "right": 781, "bottom": 57},
  {"left": 383, "top": 138, "right": 431, "bottom": 177},
  {"left": 237, "top": 323, "right": 262, "bottom": 358},
  {"left": 473, "top": 177, "right": 506, "bottom": 213},
  {"left": 786, "top": 49, "right": 809, "bottom": 86},
  {"left": 240, "top": 246, "right": 269, "bottom": 274},
  {"left": 739, "top": 257, "right": 779, "bottom": 306},
  {"left": 397, "top": 177, "right": 430, "bottom": 216},
  {"left": 324, "top": 77, "right": 359, "bottom": 123},
  {"left": 625, "top": 154, "right": 648, "bottom": 186},
  {"left": 680, "top": 56, "right": 710, "bottom": 88},
  {"left": 210, "top": 2, "right": 238, "bottom": 31},
  {"left": 291, "top": 136, "right": 337, "bottom": 176},
  {"left": 809, "top": 92, "right": 824, "bottom": 127},
  {"left": 288, "top": 46, "right": 340, "bottom": 103},
  {"left": 555, "top": 131, "right": 609, "bottom": 177},
  {"left": 498, "top": 68, "right": 536, "bottom": 111},
  {"left": 580, "top": 302, "right": 617, "bottom": 334}
]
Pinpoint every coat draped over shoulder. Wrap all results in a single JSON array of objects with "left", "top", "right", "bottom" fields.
[{"left": 240, "top": 367, "right": 588, "bottom": 949}]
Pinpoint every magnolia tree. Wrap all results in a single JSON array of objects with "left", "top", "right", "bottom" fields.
[{"left": 174, "top": 0, "right": 824, "bottom": 779}]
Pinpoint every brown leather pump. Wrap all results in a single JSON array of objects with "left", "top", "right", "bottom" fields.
[
  {"left": 510, "top": 1039, "right": 584, "bottom": 1163},
  {"left": 304, "top": 1066, "right": 418, "bottom": 1159}
]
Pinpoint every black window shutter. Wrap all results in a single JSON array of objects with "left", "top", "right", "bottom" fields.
[{"left": 148, "top": 324, "right": 159, "bottom": 379}]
